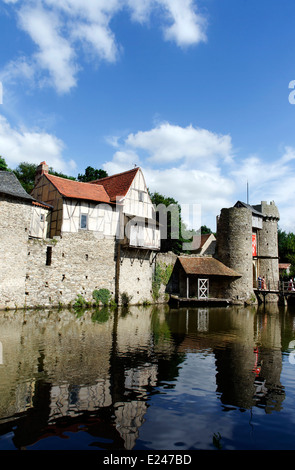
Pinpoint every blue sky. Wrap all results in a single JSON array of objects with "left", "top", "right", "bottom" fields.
[{"left": 1, "top": 0, "right": 295, "bottom": 231}]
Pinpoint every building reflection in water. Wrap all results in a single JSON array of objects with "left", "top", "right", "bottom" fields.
[{"left": 0, "top": 302, "right": 292, "bottom": 449}]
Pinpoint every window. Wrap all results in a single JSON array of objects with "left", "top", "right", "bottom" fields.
[
  {"left": 138, "top": 191, "right": 144, "bottom": 202},
  {"left": 80, "top": 214, "right": 88, "bottom": 229},
  {"left": 40, "top": 214, "right": 45, "bottom": 222},
  {"left": 46, "top": 246, "right": 52, "bottom": 266}
]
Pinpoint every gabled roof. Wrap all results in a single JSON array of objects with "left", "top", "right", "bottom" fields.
[
  {"left": 191, "top": 233, "right": 216, "bottom": 252},
  {"left": 178, "top": 256, "right": 241, "bottom": 277},
  {"left": 91, "top": 167, "right": 139, "bottom": 202},
  {"left": 0, "top": 171, "right": 34, "bottom": 202},
  {"left": 45, "top": 173, "right": 110, "bottom": 203}
]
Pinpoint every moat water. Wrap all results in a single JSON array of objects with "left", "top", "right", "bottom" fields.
[{"left": 0, "top": 302, "right": 295, "bottom": 451}]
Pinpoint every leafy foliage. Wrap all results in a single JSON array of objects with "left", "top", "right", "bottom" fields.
[
  {"left": 149, "top": 190, "right": 196, "bottom": 254},
  {"left": 0, "top": 156, "right": 9, "bottom": 171},
  {"left": 152, "top": 262, "right": 173, "bottom": 300},
  {"left": 13, "top": 162, "right": 38, "bottom": 193},
  {"left": 278, "top": 227, "right": 295, "bottom": 277},
  {"left": 121, "top": 291, "right": 133, "bottom": 306},
  {"left": 92, "top": 288, "right": 112, "bottom": 306},
  {"left": 77, "top": 166, "right": 108, "bottom": 182},
  {"left": 73, "top": 294, "right": 88, "bottom": 309}
]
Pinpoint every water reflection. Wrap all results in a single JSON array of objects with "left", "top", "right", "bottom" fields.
[{"left": 0, "top": 303, "right": 294, "bottom": 450}]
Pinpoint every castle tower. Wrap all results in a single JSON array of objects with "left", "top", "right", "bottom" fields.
[
  {"left": 216, "top": 206, "right": 253, "bottom": 302},
  {"left": 253, "top": 201, "right": 280, "bottom": 291},
  {"left": 216, "top": 200, "right": 280, "bottom": 304}
]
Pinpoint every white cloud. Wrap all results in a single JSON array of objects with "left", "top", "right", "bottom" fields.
[
  {"left": 0, "top": 114, "right": 75, "bottom": 173},
  {"left": 1, "top": 0, "right": 207, "bottom": 94},
  {"left": 104, "top": 122, "right": 295, "bottom": 232},
  {"left": 160, "top": 0, "right": 207, "bottom": 47},
  {"left": 125, "top": 122, "right": 233, "bottom": 167},
  {"left": 104, "top": 122, "right": 235, "bottom": 230},
  {"left": 18, "top": 4, "right": 78, "bottom": 94},
  {"left": 230, "top": 147, "right": 295, "bottom": 231}
]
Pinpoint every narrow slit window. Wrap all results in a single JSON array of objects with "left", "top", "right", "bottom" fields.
[
  {"left": 46, "top": 246, "right": 52, "bottom": 266},
  {"left": 80, "top": 214, "right": 88, "bottom": 229}
]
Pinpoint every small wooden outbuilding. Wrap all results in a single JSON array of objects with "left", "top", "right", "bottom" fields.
[{"left": 175, "top": 256, "right": 241, "bottom": 300}]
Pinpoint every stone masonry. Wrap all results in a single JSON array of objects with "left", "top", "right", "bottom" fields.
[
  {"left": 25, "top": 232, "right": 117, "bottom": 308},
  {"left": 0, "top": 195, "right": 33, "bottom": 310},
  {"left": 216, "top": 207, "right": 254, "bottom": 303}
]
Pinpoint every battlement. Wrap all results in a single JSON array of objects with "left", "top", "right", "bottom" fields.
[{"left": 253, "top": 201, "right": 280, "bottom": 220}]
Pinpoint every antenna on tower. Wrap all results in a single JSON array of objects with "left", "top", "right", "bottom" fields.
[{"left": 247, "top": 181, "right": 249, "bottom": 205}]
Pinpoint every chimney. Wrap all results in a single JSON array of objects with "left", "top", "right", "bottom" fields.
[{"left": 35, "top": 161, "right": 49, "bottom": 186}]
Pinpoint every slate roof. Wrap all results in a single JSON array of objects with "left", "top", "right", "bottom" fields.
[
  {"left": 0, "top": 171, "right": 34, "bottom": 202},
  {"left": 91, "top": 167, "right": 139, "bottom": 202},
  {"left": 178, "top": 256, "right": 241, "bottom": 277},
  {"left": 45, "top": 173, "right": 111, "bottom": 203},
  {"left": 234, "top": 201, "right": 263, "bottom": 217}
]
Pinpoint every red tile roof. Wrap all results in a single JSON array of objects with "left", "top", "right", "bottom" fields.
[
  {"left": 91, "top": 167, "right": 139, "bottom": 201},
  {"left": 178, "top": 256, "right": 241, "bottom": 277},
  {"left": 279, "top": 263, "right": 291, "bottom": 269},
  {"left": 45, "top": 173, "right": 110, "bottom": 203},
  {"left": 32, "top": 200, "right": 53, "bottom": 209}
]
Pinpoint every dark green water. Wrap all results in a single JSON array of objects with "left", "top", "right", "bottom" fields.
[{"left": 0, "top": 302, "right": 294, "bottom": 451}]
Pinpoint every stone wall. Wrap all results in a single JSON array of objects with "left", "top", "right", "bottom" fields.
[
  {"left": 0, "top": 195, "right": 32, "bottom": 310},
  {"left": 25, "top": 232, "right": 117, "bottom": 308},
  {"left": 24, "top": 233, "right": 159, "bottom": 308},
  {"left": 118, "top": 248, "right": 155, "bottom": 305}
]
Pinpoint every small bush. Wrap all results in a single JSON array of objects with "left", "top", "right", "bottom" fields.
[
  {"left": 93, "top": 288, "right": 112, "bottom": 306},
  {"left": 121, "top": 291, "right": 132, "bottom": 307},
  {"left": 73, "top": 294, "right": 87, "bottom": 309}
]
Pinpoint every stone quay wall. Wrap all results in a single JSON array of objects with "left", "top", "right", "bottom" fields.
[
  {"left": 0, "top": 195, "right": 33, "bottom": 310},
  {"left": 25, "top": 233, "right": 157, "bottom": 309},
  {"left": 25, "top": 232, "right": 117, "bottom": 309}
]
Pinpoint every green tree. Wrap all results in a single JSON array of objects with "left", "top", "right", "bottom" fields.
[
  {"left": 0, "top": 156, "right": 9, "bottom": 171},
  {"left": 201, "top": 225, "right": 212, "bottom": 234},
  {"left": 13, "top": 162, "right": 76, "bottom": 193},
  {"left": 49, "top": 167, "right": 76, "bottom": 181},
  {"left": 149, "top": 191, "right": 196, "bottom": 254},
  {"left": 77, "top": 166, "right": 108, "bottom": 182},
  {"left": 278, "top": 228, "right": 295, "bottom": 262},
  {"left": 278, "top": 227, "right": 295, "bottom": 277},
  {"left": 13, "top": 162, "right": 38, "bottom": 193}
]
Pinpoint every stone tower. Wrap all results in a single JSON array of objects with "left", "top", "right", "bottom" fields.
[
  {"left": 216, "top": 200, "right": 280, "bottom": 303},
  {"left": 252, "top": 201, "right": 280, "bottom": 291},
  {"left": 216, "top": 206, "right": 253, "bottom": 303}
]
